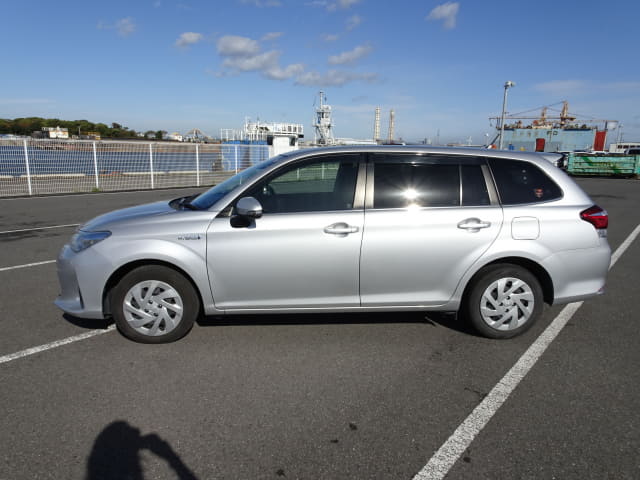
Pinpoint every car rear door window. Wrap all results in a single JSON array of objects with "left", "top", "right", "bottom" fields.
[
  {"left": 461, "top": 164, "right": 491, "bottom": 206},
  {"left": 373, "top": 161, "right": 460, "bottom": 209},
  {"left": 488, "top": 158, "right": 562, "bottom": 205}
]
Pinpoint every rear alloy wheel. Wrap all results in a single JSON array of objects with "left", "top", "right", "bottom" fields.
[
  {"left": 111, "top": 265, "right": 199, "bottom": 343},
  {"left": 465, "top": 264, "right": 543, "bottom": 339}
]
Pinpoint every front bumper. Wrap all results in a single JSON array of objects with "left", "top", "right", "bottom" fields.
[{"left": 54, "top": 244, "right": 106, "bottom": 319}]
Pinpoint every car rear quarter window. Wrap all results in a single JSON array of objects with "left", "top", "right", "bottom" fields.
[
  {"left": 373, "top": 162, "right": 460, "bottom": 209},
  {"left": 488, "top": 158, "right": 562, "bottom": 205}
]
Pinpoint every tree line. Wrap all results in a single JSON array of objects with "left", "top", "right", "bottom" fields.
[{"left": 0, "top": 117, "right": 167, "bottom": 139}]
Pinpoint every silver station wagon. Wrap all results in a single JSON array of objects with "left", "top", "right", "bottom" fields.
[{"left": 55, "top": 146, "right": 611, "bottom": 343}]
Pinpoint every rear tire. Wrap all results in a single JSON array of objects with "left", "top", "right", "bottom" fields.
[
  {"left": 111, "top": 265, "right": 199, "bottom": 343},
  {"left": 464, "top": 264, "right": 543, "bottom": 339}
]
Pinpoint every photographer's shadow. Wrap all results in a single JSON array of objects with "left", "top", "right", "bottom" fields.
[{"left": 86, "top": 421, "right": 198, "bottom": 480}]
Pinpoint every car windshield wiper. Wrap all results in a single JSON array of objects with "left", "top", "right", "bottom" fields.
[
  {"left": 170, "top": 194, "right": 201, "bottom": 210},
  {"left": 181, "top": 201, "right": 199, "bottom": 210}
]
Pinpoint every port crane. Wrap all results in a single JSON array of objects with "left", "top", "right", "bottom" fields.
[{"left": 489, "top": 101, "right": 607, "bottom": 129}]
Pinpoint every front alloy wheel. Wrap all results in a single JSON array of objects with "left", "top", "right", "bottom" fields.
[
  {"left": 112, "top": 265, "right": 199, "bottom": 343},
  {"left": 123, "top": 280, "right": 184, "bottom": 337}
]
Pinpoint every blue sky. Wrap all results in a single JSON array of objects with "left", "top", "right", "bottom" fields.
[{"left": 3, "top": 0, "right": 639, "bottom": 144}]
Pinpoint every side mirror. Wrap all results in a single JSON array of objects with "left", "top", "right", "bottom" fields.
[{"left": 236, "top": 196, "right": 263, "bottom": 219}]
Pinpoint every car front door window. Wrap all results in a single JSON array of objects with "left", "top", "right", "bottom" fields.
[{"left": 247, "top": 158, "right": 359, "bottom": 214}]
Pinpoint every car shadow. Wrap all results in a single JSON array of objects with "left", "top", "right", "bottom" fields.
[
  {"left": 198, "top": 310, "right": 477, "bottom": 336},
  {"left": 63, "top": 313, "right": 113, "bottom": 330},
  {"left": 61, "top": 309, "right": 478, "bottom": 337}
]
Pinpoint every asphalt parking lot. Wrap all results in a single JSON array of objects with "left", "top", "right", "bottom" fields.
[{"left": 1, "top": 179, "right": 639, "bottom": 480}]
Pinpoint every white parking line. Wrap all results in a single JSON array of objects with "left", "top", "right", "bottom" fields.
[
  {"left": 413, "top": 223, "right": 640, "bottom": 480},
  {"left": 0, "top": 326, "right": 116, "bottom": 365},
  {"left": 0, "top": 223, "right": 79, "bottom": 235},
  {"left": 0, "top": 260, "right": 56, "bottom": 272}
]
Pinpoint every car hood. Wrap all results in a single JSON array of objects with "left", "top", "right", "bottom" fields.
[{"left": 80, "top": 201, "right": 174, "bottom": 231}]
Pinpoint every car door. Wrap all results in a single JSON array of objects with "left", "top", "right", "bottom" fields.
[
  {"left": 206, "top": 153, "right": 365, "bottom": 310},
  {"left": 359, "top": 153, "right": 503, "bottom": 306}
]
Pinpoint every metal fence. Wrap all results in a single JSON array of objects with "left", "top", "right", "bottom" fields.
[{"left": 0, "top": 138, "right": 270, "bottom": 197}]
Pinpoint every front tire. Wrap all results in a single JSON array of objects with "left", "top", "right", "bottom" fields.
[
  {"left": 111, "top": 265, "right": 200, "bottom": 343},
  {"left": 464, "top": 264, "right": 543, "bottom": 339}
]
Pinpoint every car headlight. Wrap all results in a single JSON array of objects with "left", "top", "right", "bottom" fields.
[{"left": 70, "top": 230, "right": 111, "bottom": 253}]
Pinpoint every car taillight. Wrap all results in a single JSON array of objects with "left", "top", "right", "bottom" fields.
[{"left": 580, "top": 205, "right": 608, "bottom": 229}]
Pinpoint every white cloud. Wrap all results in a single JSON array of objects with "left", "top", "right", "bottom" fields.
[
  {"left": 240, "top": 0, "right": 282, "bottom": 6},
  {"left": 97, "top": 17, "right": 136, "bottom": 37},
  {"left": 223, "top": 50, "right": 281, "bottom": 72},
  {"left": 534, "top": 80, "right": 588, "bottom": 96},
  {"left": 534, "top": 80, "right": 640, "bottom": 97},
  {"left": 322, "top": 33, "right": 340, "bottom": 42},
  {"left": 328, "top": 44, "right": 372, "bottom": 65},
  {"left": 427, "top": 2, "right": 460, "bottom": 29},
  {"left": 216, "top": 35, "right": 261, "bottom": 56},
  {"left": 265, "top": 63, "right": 305, "bottom": 80},
  {"left": 216, "top": 34, "right": 304, "bottom": 81},
  {"left": 328, "top": 0, "right": 360, "bottom": 10},
  {"left": 307, "top": 0, "right": 359, "bottom": 11},
  {"left": 262, "top": 32, "right": 284, "bottom": 41},
  {"left": 604, "top": 81, "right": 640, "bottom": 91},
  {"left": 116, "top": 17, "right": 136, "bottom": 36},
  {"left": 295, "top": 69, "right": 377, "bottom": 87},
  {"left": 215, "top": 32, "right": 377, "bottom": 86},
  {"left": 175, "top": 32, "right": 204, "bottom": 47},
  {"left": 346, "top": 14, "right": 362, "bottom": 30}
]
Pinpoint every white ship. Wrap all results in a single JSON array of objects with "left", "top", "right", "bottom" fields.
[{"left": 221, "top": 118, "right": 304, "bottom": 158}]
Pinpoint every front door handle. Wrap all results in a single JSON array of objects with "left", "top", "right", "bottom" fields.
[
  {"left": 324, "top": 222, "right": 359, "bottom": 235},
  {"left": 457, "top": 218, "right": 491, "bottom": 232}
]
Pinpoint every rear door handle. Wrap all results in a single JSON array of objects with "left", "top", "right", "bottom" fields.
[
  {"left": 324, "top": 222, "right": 359, "bottom": 235},
  {"left": 457, "top": 218, "right": 491, "bottom": 232}
]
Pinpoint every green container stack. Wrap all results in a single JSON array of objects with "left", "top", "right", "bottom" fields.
[{"left": 567, "top": 154, "right": 639, "bottom": 177}]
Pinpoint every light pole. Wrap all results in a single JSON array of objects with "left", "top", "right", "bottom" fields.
[
  {"left": 499, "top": 80, "right": 515, "bottom": 150},
  {"left": 616, "top": 124, "right": 624, "bottom": 145}
]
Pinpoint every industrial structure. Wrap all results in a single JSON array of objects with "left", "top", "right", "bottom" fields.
[
  {"left": 313, "top": 91, "right": 335, "bottom": 145},
  {"left": 387, "top": 109, "right": 395, "bottom": 144},
  {"left": 491, "top": 101, "right": 619, "bottom": 152}
]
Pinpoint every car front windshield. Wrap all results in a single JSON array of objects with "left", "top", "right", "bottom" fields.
[{"left": 189, "top": 157, "right": 280, "bottom": 210}]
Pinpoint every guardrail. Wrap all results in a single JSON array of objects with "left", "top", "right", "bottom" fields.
[{"left": 0, "top": 139, "right": 270, "bottom": 197}]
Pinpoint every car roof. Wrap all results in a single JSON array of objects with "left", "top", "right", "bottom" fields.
[{"left": 278, "top": 145, "right": 555, "bottom": 165}]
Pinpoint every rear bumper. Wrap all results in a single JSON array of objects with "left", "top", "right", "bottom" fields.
[{"left": 544, "top": 242, "right": 611, "bottom": 305}]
